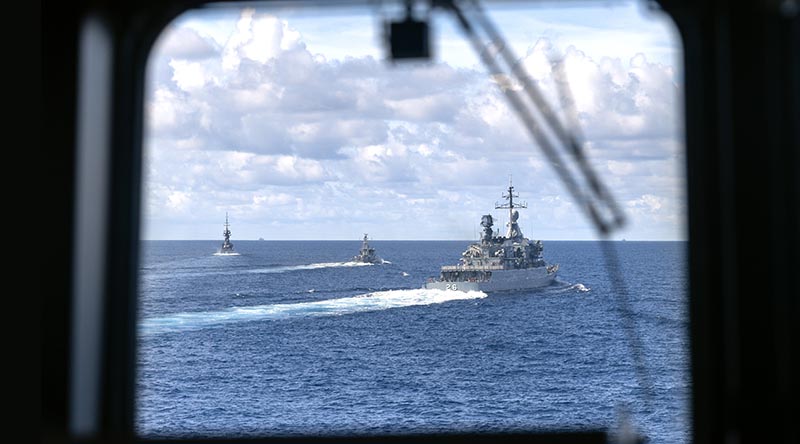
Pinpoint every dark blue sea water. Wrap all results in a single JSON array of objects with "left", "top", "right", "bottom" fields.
[{"left": 136, "top": 240, "right": 689, "bottom": 442}]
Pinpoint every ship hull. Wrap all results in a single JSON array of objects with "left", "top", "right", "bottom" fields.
[{"left": 424, "top": 267, "right": 557, "bottom": 293}]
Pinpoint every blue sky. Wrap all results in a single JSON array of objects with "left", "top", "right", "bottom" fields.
[{"left": 142, "top": 0, "right": 685, "bottom": 240}]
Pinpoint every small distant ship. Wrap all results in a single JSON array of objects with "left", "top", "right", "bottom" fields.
[
  {"left": 219, "top": 213, "right": 235, "bottom": 254},
  {"left": 353, "top": 234, "right": 383, "bottom": 264},
  {"left": 425, "top": 180, "right": 558, "bottom": 292}
]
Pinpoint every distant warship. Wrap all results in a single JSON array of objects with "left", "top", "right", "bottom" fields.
[
  {"left": 219, "top": 213, "right": 235, "bottom": 254},
  {"left": 353, "top": 234, "right": 382, "bottom": 264},
  {"left": 425, "top": 180, "right": 558, "bottom": 292}
]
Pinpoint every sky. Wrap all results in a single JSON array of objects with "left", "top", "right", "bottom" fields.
[{"left": 142, "top": 0, "right": 685, "bottom": 241}]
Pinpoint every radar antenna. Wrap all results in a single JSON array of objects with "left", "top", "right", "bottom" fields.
[{"left": 495, "top": 175, "right": 527, "bottom": 238}]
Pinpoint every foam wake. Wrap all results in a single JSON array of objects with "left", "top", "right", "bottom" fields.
[
  {"left": 213, "top": 252, "right": 240, "bottom": 256},
  {"left": 572, "top": 283, "right": 590, "bottom": 292},
  {"left": 140, "top": 289, "right": 487, "bottom": 335},
  {"left": 144, "top": 261, "right": 373, "bottom": 280},
  {"left": 245, "top": 261, "right": 373, "bottom": 274},
  {"left": 548, "top": 281, "right": 591, "bottom": 293}
]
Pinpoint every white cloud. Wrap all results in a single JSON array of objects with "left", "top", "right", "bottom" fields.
[
  {"left": 628, "top": 194, "right": 665, "bottom": 213},
  {"left": 148, "top": 88, "right": 182, "bottom": 131},
  {"left": 222, "top": 9, "right": 304, "bottom": 71},
  {"left": 384, "top": 93, "right": 462, "bottom": 122},
  {"left": 253, "top": 192, "right": 293, "bottom": 206},
  {"left": 166, "top": 190, "right": 191, "bottom": 211},
  {"left": 154, "top": 26, "right": 219, "bottom": 60},
  {"left": 607, "top": 160, "right": 635, "bottom": 176},
  {"left": 170, "top": 59, "right": 211, "bottom": 91},
  {"left": 143, "top": 6, "right": 685, "bottom": 240}
]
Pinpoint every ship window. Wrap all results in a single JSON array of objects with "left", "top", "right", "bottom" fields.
[{"left": 137, "top": 1, "right": 687, "bottom": 442}]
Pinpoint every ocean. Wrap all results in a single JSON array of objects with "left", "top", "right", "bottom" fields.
[{"left": 136, "top": 240, "right": 689, "bottom": 442}]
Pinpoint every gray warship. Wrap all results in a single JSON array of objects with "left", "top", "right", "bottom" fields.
[
  {"left": 218, "top": 213, "right": 235, "bottom": 254},
  {"left": 425, "top": 181, "right": 558, "bottom": 292},
  {"left": 353, "top": 234, "right": 382, "bottom": 264}
]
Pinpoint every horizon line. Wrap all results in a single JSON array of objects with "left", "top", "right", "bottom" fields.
[{"left": 140, "top": 238, "right": 688, "bottom": 242}]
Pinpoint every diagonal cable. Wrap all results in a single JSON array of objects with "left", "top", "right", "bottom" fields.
[
  {"left": 442, "top": 0, "right": 626, "bottom": 235},
  {"left": 440, "top": 0, "right": 654, "bottom": 416}
]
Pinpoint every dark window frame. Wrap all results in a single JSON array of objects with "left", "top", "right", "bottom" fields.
[{"left": 43, "top": 1, "right": 799, "bottom": 443}]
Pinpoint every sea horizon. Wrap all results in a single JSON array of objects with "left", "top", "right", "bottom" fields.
[{"left": 140, "top": 239, "right": 688, "bottom": 242}]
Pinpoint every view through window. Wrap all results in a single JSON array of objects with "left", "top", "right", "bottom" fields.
[{"left": 137, "top": 1, "right": 688, "bottom": 442}]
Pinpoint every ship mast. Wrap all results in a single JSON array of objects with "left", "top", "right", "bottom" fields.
[{"left": 495, "top": 175, "right": 527, "bottom": 239}]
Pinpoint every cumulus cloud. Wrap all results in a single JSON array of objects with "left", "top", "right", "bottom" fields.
[
  {"left": 222, "top": 9, "right": 304, "bottom": 71},
  {"left": 143, "top": 8, "right": 684, "bottom": 240},
  {"left": 155, "top": 26, "right": 219, "bottom": 60}
]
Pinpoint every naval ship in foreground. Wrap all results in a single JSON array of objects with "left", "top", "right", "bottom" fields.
[
  {"left": 425, "top": 182, "right": 558, "bottom": 292},
  {"left": 353, "top": 234, "right": 383, "bottom": 264}
]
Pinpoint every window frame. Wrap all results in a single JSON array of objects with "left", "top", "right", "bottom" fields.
[{"left": 43, "top": 1, "right": 800, "bottom": 443}]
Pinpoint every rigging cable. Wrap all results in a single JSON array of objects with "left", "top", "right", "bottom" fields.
[{"left": 439, "top": 0, "right": 655, "bottom": 415}]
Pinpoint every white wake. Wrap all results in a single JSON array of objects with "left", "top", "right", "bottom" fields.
[
  {"left": 572, "top": 283, "right": 590, "bottom": 292},
  {"left": 140, "top": 288, "right": 487, "bottom": 335},
  {"left": 145, "top": 261, "right": 373, "bottom": 280},
  {"left": 245, "top": 261, "right": 373, "bottom": 274},
  {"left": 547, "top": 281, "right": 591, "bottom": 293}
]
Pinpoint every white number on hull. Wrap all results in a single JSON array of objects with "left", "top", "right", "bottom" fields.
[{"left": 446, "top": 283, "right": 458, "bottom": 290}]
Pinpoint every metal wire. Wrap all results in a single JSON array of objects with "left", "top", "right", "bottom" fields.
[
  {"left": 441, "top": 0, "right": 626, "bottom": 235},
  {"left": 440, "top": 0, "right": 655, "bottom": 418}
]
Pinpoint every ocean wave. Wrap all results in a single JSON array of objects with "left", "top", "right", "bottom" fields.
[{"left": 140, "top": 288, "right": 487, "bottom": 335}]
